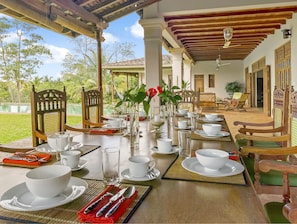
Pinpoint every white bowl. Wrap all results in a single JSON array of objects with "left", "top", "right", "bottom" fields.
[
  {"left": 108, "top": 118, "right": 122, "bottom": 128},
  {"left": 178, "top": 109, "right": 188, "bottom": 115},
  {"left": 47, "top": 133, "right": 73, "bottom": 151},
  {"left": 202, "top": 124, "right": 222, "bottom": 136},
  {"left": 25, "top": 165, "right": 71, "bottom": 198},
  {"left": 205, "top": 113, "right": 218, "bottom": 121},
  {"left": 195, "top": 149, "right": 229, "bottom": 171}
]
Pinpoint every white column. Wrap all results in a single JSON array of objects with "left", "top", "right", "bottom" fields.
[
  {"left": 170, "top": 48, "right": 184, "bottom": 88},
  {"left": 139, "top": 18, "right": 165, "bottom": 108},
  {"left": 183, "top": 59, "right": 192, "bottom": 88}
]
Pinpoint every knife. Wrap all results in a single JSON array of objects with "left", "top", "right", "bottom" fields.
[
  {"left": 95, "top": 188, "right": 127, "bottom": 217},
  {"left": 83, "top": 190, "right": 114, "bottom": 214}
]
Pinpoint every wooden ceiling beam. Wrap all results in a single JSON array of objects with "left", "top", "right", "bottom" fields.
[
  {"left": 164, "top": 6, "right": 297, "bottom": 21},
  {"left": 50, "top": 0, "right": 101, "bottom": 24},
  {"left": 166, "top": 12, "right": 293, "bottom": 26},
  {"left": 169, "top": 18, "right": 287, "bottom": 30},
  {"left": 0, "top": 0, "right": 70, "bottom": 35}
]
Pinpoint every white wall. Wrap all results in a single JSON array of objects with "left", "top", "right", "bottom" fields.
[
  {"left": 244, "top": 13, "right": 297, "bottom": 90},
  {"left": 191, "top": 60, "right": 243, "bottom": 99}
]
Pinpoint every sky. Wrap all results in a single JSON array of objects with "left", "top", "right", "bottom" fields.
[{"left": 1, "top": 12, "right": 146, "bottom": 79}]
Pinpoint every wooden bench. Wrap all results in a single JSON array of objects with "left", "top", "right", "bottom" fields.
[{"left": 199, "top": 92, "right": 216, "bottom": 111}]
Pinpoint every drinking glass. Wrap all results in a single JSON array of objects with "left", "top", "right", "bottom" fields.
[
  {"left": 101, "top": 147, "right": 120, "bottom": 186},
  {"left": 178, "top": 130, "right": 192, "bottom": 158}
]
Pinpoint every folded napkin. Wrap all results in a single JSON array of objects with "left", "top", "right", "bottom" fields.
[
  {"left": 78, "top": 185, "right": 138, "bottom": 223},
  {"left": 89, "top": 129, "right": 118, "bottom": 135},
  {"left": 2, "top": 152, "right": 51, "bottom": 167},
  {"left": 229, "top": 150, "right": 239, "bottom": 161}
]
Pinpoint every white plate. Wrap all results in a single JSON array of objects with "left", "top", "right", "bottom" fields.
[
  {"left": 199, "top": 117, "right": 223, "bottom": 122},
  {"left": 181, "top": 157, "right": 244, "bottom": 177},
  {"left": 54, "top": 159, "right": 88, "bottom": 171},
  {"left": 36, "top": 142, "right": 83, "bottom": 154},
  {"left": 0, "top": 177, "right": 88, "bottom": 211},
  {"left": 151, "top": 146, "right": 180, "bottom": 155},
  {"left": 194, "top": 130, "right": 230, "bottom": 138},
  {"left": 102, "top": 123, "right": 126, "bottom": 130},
  {"left": 174, "top": 126, "right": 192, "bottom": 130},
  {"left": 121, "top": 168, "right": 160, "bottom": 181}
]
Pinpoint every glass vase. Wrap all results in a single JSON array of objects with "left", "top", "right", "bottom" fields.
[{"left": 129, "top": 103, "right": 140, "bottom": 155}]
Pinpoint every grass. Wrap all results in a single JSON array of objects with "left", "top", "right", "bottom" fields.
[{"left": 0, "top": 113, "right": 82, "bottom": 144}]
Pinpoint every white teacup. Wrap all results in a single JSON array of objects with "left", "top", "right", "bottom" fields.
[
  {"left": 60, "top": 150, "right": 81, "bottom": 169},
  {"left": 128, "top": 155, "right": 155, "bottom": 178},
  {"left": 47, "top": 133, "right": 73, "bottom": 151},
  {"left": 178, "top": 120, "right": 188, "bottom": 129},
  {"left": 157, "top": 138, "right": 173, "bottom": 152},
  {"left": 205, "top": 113, "right": 218, "bottom": 121},
  {"left": 108, "top": 119, "right": 122, "bottom": 128}
]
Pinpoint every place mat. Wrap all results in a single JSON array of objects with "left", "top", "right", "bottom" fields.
[
  {"left": 0, "top": 145, "right": 99, "bottom": 168},
  {"left": 162, "top": 156, "right": 247, "bottom": 186},
  {"left": 0, "top": 179, "right": 152, "bottom": 224},
  {"left": 190, "top": 131, "right": 232, "bottom": 142}
]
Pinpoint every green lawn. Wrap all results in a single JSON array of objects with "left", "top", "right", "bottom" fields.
[{"left": 0, "top": 113, "right": 82, "bottom": 144}]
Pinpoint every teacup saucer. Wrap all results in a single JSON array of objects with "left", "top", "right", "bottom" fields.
[
  {"left": 174, "top": 125, "right": 192, "bottom": 130},
  {"left": 151, "top": 146, "right": 180, "bottom": 155},
  {"left": 0, "top": 177, "right": 87, "bottom": 211},
  {"left": 194, "top": 130, "right": 230, "bottom": 138},
  {"left": 54, "top": 159, "right": 88, "bottom": 171},
  {"left": 121, "top": 168, "right": 160, "bottom": 181}
]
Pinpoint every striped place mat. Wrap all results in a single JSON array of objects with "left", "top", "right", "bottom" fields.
[
  {"left": 162, "top": 156, "right": 247, "bottom": 186},
  {"left": 0, "top": 179, "right": 151, "bottom": 224}
]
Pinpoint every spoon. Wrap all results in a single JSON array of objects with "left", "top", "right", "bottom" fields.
[{"left": 105, "top": 186, "right": 136, "bottom": 217}]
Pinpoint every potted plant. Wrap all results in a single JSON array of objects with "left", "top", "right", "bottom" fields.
[{"left": 225, "top": 81, "right": 243, "bottom": 97}]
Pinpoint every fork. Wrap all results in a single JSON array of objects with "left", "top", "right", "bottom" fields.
[{"left": 83, "top": 187, "right": 118, "bottom": 214}]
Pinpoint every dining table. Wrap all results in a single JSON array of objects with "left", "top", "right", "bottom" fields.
[{"left": 0, "top": 114, "right": 268, "bottom": 223}]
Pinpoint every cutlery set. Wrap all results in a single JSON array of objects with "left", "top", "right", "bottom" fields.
[{"left": 83, "top": 186, "right": 135, "bottom": 218}]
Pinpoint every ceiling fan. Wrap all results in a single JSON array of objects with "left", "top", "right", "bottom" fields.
[
  {"left": 222, "top": 27, "right": 241, "bottom": 49},
  {"left": 216, "top": 54, "right": 230, "bottom": 70}
]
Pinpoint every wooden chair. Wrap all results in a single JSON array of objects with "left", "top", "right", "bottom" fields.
[
  {"left": 234, "top": 86, "right": 290, "bottom": 143},
  {"left": 175, "top": 90, "right": 199, "bottom": 112},
  {"left": 81, "top": 87, "right": 104, "bottom": 128},
  {"left": 225, "top": 92, "right": 249, "bottom": 111},
  {"left": 31, "top": 85, "right": 88, "bottom": 147},
  {"left": 237, "top": 90, "right": 297, "bottom": 197},
  {"left": 259, "top": 159, "right": 297, "bottom": 223}
]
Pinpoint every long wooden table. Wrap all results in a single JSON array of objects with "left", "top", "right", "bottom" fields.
[{"left": 0, "top": 117, "right": 267, "bottom": 223}]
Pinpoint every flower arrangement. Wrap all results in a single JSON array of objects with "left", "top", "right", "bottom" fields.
[
  {"left": 157, "top": 80, "right": 182, "bottom": 106},
  {"left": 115, "top": 81, "right": 182, "bottom": 116},
  {"left": 115, "top": 84, "right": 157, "bottom": 116}
]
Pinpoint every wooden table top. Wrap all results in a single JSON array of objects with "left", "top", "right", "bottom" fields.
[{"left": 0, "top": 117, "right": 267, "bottom": 223}]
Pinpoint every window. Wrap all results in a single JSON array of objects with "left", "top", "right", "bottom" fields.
[{"left": 208, "top": 74, "right": 215, "bottom": 88}]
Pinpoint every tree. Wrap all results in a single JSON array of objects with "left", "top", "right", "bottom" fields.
[
  {"left": 61, "top": 36, "right": 136, "bottom": 104},
  {"left": 0, "top": 17, "right": 52, "bottom": 103}
]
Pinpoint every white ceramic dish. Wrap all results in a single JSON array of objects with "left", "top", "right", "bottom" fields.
[
  {"left": 151, "top": 146, "right": 180, "bottom": 155},
  {"left": 121, "top": 168, "right": 160, "bottom": 181},
  {"left": 200, "top": 117, "right": 223, "bottom": 122},
  {"left": 54, "top": 159, "right": 88, "bottom": 171},
  {"left": 102, "top": 123, "right": 126, "bottom": 130},
  {"left": 0, "top": 177, "right": 87, "bottom": 211},
  {"left": 181, "top": 157, "right": 244, "bottom": 177},
  {"left": 36, "top": 142, "right": 83, "bottom": 154},
  {"left": 194, "top": 130, "right": 230, "bottom": 138},
  {"left": 174, "top": 125, "right": 191, "bottom": 130}
]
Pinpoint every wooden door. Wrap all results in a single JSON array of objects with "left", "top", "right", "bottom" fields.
[
  {"left": 263, "top": 65, "right": 271, "bottom": 116},
  {"left": 245, "top": 68, "right": 252, "bottom": 108},
  {"left": 194, "top": 75, "right": 204, "bottom": 92}
]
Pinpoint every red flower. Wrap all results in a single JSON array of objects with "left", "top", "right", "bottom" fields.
[
  {"left": 157, "top": 86, "right": 162, "bottom": 93},
  {"left": 147, "top": 88, "right": 157, "bottom": 98}
]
